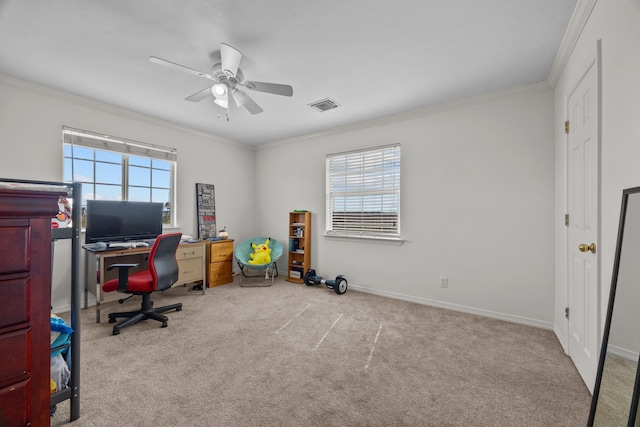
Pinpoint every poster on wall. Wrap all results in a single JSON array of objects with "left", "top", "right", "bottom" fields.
[{"left": 196, "top": 183, "right": 216, "bottom": 239}]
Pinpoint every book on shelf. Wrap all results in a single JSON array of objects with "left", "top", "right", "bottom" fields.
[{"left": 289, "top": 238, "right": 299, "bottom": 252}]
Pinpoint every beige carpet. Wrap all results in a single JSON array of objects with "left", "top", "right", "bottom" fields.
[
  {"left": 51, "top": 278, "right": 591, "bottom": 426},
  {"left": 590, "top": 353, "right": 636, "bottom": 425}
]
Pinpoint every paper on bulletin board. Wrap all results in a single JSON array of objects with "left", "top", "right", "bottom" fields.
[{"left": 196, "top": 183, "right": 216, "bottom": 239}]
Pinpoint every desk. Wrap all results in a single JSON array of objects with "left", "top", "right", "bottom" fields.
[{"left": 84, "top": 241, "right": 207, "bottom": 323}]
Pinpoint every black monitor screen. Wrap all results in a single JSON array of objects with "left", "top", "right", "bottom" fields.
[{"left": 85, "top": 200, "right": 163, "bottom": 244}]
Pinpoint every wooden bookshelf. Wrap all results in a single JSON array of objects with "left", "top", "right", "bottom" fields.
[{"left": 286, "top": 211, "right": 311, "bottom": 283}]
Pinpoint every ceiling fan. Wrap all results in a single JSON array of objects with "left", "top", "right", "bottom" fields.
[{"left": 149, "top": 43, "right": 293, "bottom": 116}]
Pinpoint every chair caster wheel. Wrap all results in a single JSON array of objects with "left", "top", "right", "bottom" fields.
[
  {"left": 109, "top": 318, "right": 116, "bottom": 323},
  {"left": 112, "top": 329, "right": 120, "bottom": 335},
  {"left": 161, "top": 322, "right": 167, "bottom": 328},
  {"left": 176, "top": 307, "right": 182, "bottom": 312}
]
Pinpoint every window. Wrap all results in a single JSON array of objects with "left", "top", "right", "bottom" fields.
[
  {"left": 62, "top": 127, "right": 177, "bottom": 226},
  {"left": 326, "top": 144, "right": 401, "bottom": 240}
]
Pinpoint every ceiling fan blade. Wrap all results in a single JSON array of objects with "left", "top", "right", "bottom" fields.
[
  {"left": 233, "top": 90, "right": 263, "bottom": 114},
  {"left": 185, "top": 87, "right": 212, "bottom": 102},
  {"left": 242, "top": 81, "right": 293, "bottom": 97},
  {"left": 232, "top": 89, "right": 248, "bottom": 107},
  {"left": 220, "top": 43, "right": 242, "bottom": 78},
  {"left": 149, "top": 56, "right": 215, "bottom": 81}
]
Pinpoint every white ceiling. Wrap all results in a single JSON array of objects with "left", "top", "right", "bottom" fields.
[{"left": 0, "top": 0, "right": 578, "bottom": 146}]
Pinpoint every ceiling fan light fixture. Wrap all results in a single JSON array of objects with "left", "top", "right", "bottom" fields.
[
  {"left": 212, "top": 83, "right": 229, "bottom": 109},
  {"left": 213, "top": 98, "right": 229, "bottom": 109},
  {"left": 212, "top": 83, "right": 228, "bottom": 98}
]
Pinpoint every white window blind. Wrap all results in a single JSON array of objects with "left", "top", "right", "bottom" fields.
[
  {"left": 63, "top": 126, "right": 177, "bottom": 161},
  {"left": 326, "top": 144, "right": 401, "bottom": 240}
]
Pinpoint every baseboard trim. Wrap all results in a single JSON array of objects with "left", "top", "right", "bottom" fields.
[
  {"left": 52, "top": 304, "right": 72, "bottom": 315},
  {"left": 349, "top": 285, "right": 553, "bottom": 330},
  {"left": 608, "top": 344, "right": 639, "bottom": 362},
  {"left": 553, "top": 325, "right": 569, "bottom": 354}
]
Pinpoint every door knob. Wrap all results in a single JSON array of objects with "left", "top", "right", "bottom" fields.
[{"left": 579, "top": 243, "right": 596, "bottom": 253}]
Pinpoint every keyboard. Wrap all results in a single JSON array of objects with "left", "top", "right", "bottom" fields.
[
  {"left": 109, "top": 241, "right": 149, "bottom": 249},
  {"left": 108, "top": 243, "right": 132, "bottom": 249}
]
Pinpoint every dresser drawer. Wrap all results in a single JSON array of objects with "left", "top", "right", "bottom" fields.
[
  {"left": 176, "top": 244, "right": 204, "bottom": 260},
  {"left": 177, "top": 257, "right": 203, "bottom": 284},
  {"left": 0, "top": 278, "right": 29, "bottom": 329},
  {"left": 208, "top": 240, "right": 234, "bottom": 262},
  {"left": 0, "top": 225, "right": 30, "bottom": 277},
  {"left": 207, "top": 261, "right": 233, "bottom": 287},
  {"left": 0, "top": 378, "right": 29, "bottom": 426},
  {"left": 0, "top": 328, "right": 30, "bottom": 386}
]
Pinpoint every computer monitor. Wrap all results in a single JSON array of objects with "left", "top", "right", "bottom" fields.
[{"left": 85, "top": 200, "right": 163, "bottom": 244}]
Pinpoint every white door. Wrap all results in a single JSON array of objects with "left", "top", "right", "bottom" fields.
[{"left": 567, "top": 60, "right": 599, "bottom": 392}]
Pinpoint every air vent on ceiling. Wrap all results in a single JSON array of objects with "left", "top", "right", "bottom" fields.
[{"left": 309, "top": 98, "right": 339, "bottom": 112}]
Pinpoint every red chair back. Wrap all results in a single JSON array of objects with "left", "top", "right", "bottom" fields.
[{"left": 148, "top": 232, "right": 182, "bottom": 291}]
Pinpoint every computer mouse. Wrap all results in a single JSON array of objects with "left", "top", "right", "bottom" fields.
[{"left": 96, "top": 241, "right": 108, "bottom": 250}]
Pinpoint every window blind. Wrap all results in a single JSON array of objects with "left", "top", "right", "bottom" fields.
[
  {"left": 62, "top": 126, "right": 177, "bottom": 162},
  {"left": 326, "top": 144, "right": 401, "bottom": 239}
]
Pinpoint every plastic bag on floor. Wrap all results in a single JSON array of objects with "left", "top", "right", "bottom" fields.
[{"left": 50, "top": 354, "right": 71, "bottom": 391}]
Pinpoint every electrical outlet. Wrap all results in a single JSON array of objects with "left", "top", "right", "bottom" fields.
[{"left": 440, "top": 277, "right": 448, "bottom": 288}]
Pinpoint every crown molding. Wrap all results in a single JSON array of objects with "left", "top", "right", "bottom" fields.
[{"left": 547, "top": 0, "right": 598, "bottom": 88}]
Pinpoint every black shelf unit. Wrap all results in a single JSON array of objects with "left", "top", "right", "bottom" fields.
[{"left": 1, "top": 179, "right": 81, "bottom": 421}]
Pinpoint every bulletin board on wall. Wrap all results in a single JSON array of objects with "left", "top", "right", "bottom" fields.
[{"left": 196, "top": 183, "right": 216, "bottom": 239}]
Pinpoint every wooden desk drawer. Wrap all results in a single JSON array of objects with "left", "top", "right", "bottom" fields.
[
  {"left": 207, "top": 261, "right": 232, "bottom": 287},
  {"left": 208, "top": 240, "right": 233, "bottom": 262},
  {"left": 177, "top": 244, "right": 204, "bottom": 260},
  {"left": 177, "top": 257, "right": 203, "bottom": 284}
]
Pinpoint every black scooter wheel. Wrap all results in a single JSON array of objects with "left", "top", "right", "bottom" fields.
[
  {"left": 304, "top": 269, "right": 315, "bottom": 286},
  {"left": 334, "top": 277, "right": 348, "bottom": 294}
]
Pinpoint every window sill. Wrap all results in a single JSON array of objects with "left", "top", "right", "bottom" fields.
[{"left": 323, "top": 233, "right": 404, "bottom": 245}]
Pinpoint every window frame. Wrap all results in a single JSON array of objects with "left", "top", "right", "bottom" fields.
[
  {"left": 62, "top": 126, "right": 177, "bottom": 227},
  {"left": 325, "top": 143, "right": 401, "bottom": 242}
]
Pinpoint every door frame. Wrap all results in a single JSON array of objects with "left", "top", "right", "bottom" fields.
[{"left": 563, "top": 40, "right": 602, "bottom": 390}]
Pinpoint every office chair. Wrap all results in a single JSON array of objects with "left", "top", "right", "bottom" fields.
[{"left": 102, "top": 232, "right": 183, "bottom": 335}]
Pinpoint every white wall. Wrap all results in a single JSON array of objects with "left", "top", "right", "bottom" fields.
[
  {"left": 553, "top": 0, "right": 640, "bottom": 349},
  {"left": 0, "top": 55, "right": 565, "bottom": 329},
  {"left": 0, "top": 76, "right": 257, "bottom": 312},
  {"left": 256, "top": 88, "right": 556, "bottom": 327}
]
